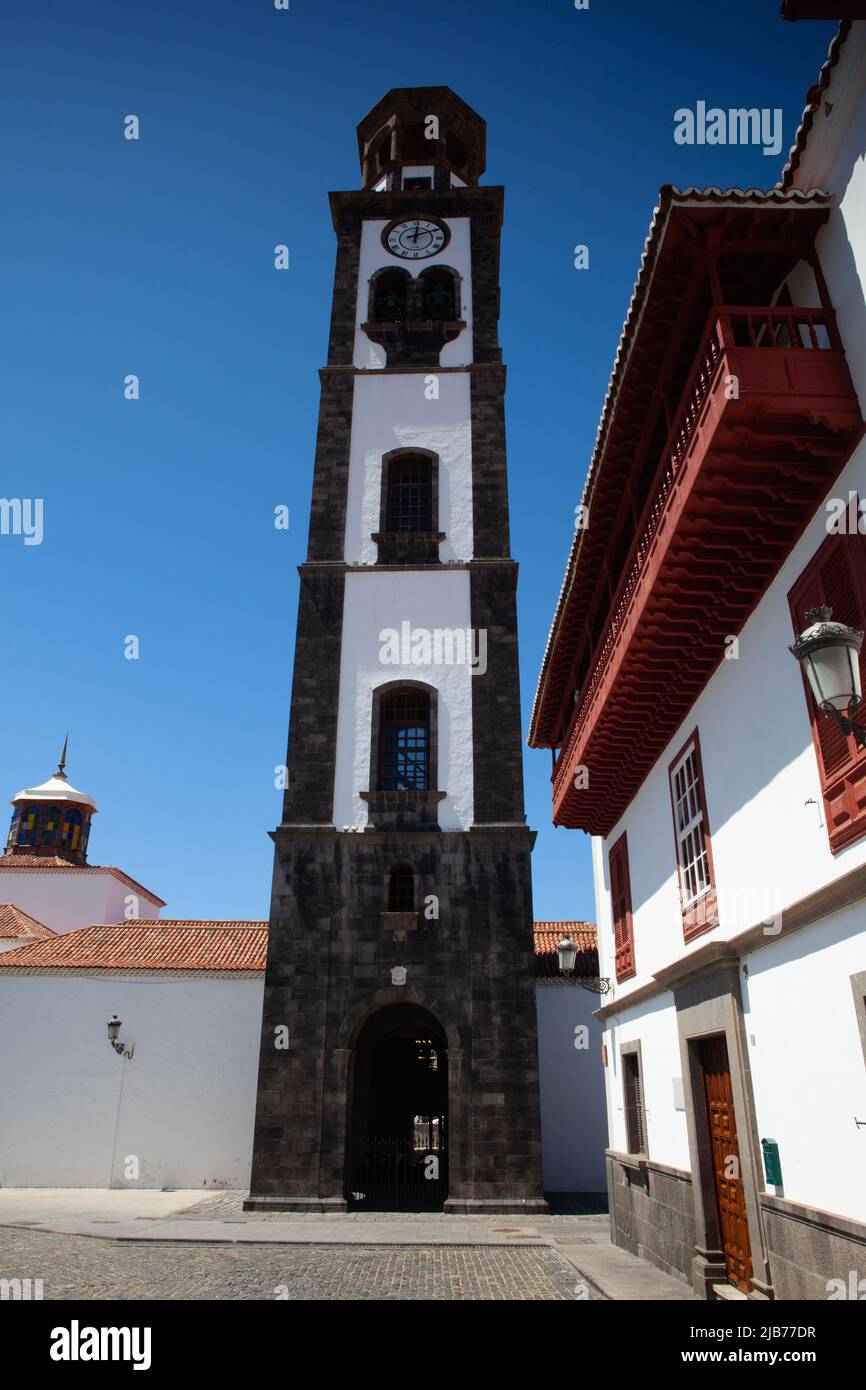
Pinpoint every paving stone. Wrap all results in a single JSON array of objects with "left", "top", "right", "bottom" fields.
[{"left": 0, "top": 1227, "right": 602, "bottom": 1301}]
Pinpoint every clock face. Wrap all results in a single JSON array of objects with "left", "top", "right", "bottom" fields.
[{"left": 384, "top": 218, "right": 448, "bottom": 260}]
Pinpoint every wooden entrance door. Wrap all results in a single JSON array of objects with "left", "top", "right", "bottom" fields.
[{"left": 697, "top": 1035, "right": 753, "bottom": 1292}]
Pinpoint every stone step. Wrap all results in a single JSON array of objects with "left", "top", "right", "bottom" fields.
[{"left": 712, "top": 1282, "right": 749, "bottom": 1301}]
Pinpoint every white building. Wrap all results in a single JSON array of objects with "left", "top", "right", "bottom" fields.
[
  {"left": 530, "top": 15, "right": 866, "bottom": 1299},
  {"left": 534, "top": 923, "right": 608, "bottom": 1195},
  {"left": 0, "top": 750, "right": 604, "bottom": 1193},
  {"left": 0, "top": 920, "right": 267, "bottom": 1190}
]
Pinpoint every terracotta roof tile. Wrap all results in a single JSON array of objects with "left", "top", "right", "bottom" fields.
[
  {"left": 533, "top": 920, "right": 598, "bottom": 979},
  {"left": 779, "top": 22, "right": 851, "bottom": 190},
  {"left": 0, "top": 916, "right": 595, "bottom": 979},
  {"left": 0, "top": 854, "right": 166, "bottom": 907},
  {"left": 0, "top": 904, "right": 55, "bottom": 940},
  {"left": 0, "top": 920, "right": 267, "bottom": 972}
]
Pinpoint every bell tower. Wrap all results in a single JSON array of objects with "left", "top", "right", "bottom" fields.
[{"left": 247, "top": 88, "right": 546, "bottom": 1214}]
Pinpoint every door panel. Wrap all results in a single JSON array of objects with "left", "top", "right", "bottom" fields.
[{"left": 698, "top": 1035, "right": 753, "bottom": 1293}]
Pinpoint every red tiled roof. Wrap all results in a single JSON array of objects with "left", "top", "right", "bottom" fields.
[
  {"left": 779, "top": 22, "right": 852, "bottom": 190},
  {"left": 0, "top": 920, "right": 267, "bottom": 972},
  {"left": 533, "top": 921, "right": 598, "bottom": 979},
  {"left": 0, "top": 904, "right": 55, "bottom": 940},
  {"left": 0, "top": 915, "right": 597, "bottom": 979},
  {"left": 0, "top": 855, "right": 166, "bottom": 907}
]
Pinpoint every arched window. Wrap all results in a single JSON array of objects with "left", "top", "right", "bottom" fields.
[
  {"left": 402, "top": 122, "right": 429, "bottom": 162},
  {"left": 61, "top": 806, "right": 83, "bottom": 851},
  {"left": 420, "top": 268, "right": 457, "bottom": 321},
  {"left": 373, "top": 133, "right": 391, "bottom": 175},
  {"left": 386, "top": 454, "right": 432, "bottom": 533},
  {"left": 41, "top": 805, "right": 62, "bottom": 846},
  {"left": 18, "top": 809, "right": 40, "bottom": 847},
  {"left": 387, "top": 864, "right": 416, "bottom": 912},
  {"left": 378, "top": 690, "right": 430, "bottom": 791},
  {"left": 373, "top": 269, "right": 408, "bottom": 322}
]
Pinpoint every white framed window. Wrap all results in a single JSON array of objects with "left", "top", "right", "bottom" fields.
[{"left": 670, "top": 740, "right": 711, "bottom": 907}]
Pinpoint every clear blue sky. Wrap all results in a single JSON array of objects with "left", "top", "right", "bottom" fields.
[{"left": 0, "top": 1, "right": 835, "bottom": 922}]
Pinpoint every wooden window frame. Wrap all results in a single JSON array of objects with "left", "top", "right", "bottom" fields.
[
  {"left": 668, "top": 727, "right": 718, "bottom": 943},
  {"left": 378, "top": 448, "right": 440, "bottom": 538},
  {"left": 609, "top": 831, "right": 636, "bottom": 983},
  {"left": 620, "top": 1040, "right": 648, "bottom": 1157},
  {"left": 386, "top": 454, "right": 433, "bottom": 534},
  {"left": 788, "top": 531, "right": 866, "bottom": 855},
  {"left": 368, "top": 680, "right": 439, "bottom": 795}
]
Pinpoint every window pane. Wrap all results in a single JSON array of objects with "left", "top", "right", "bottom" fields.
[
  {"left": 380, "top": 691, "right": 430, "bottom": 790},
  {"left": 387, "top": 456, "right": 432, "bottom": 533}
]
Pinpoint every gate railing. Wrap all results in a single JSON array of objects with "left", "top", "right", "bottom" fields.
[{"left": 349, "top": 1135, "right": 448, "bottom": 1212}]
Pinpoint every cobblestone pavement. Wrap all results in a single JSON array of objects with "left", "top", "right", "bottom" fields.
[{"left": 0, "top": 1226, "right": 603, "bottom": 1300}]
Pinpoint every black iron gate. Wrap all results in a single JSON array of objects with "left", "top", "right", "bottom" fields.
[{"left": 348, "top": 1137, "right": 448, "bottom": 1212}]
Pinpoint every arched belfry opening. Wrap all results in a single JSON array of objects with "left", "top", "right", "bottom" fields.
[{"left": 347, "top": 1003, "right": 448, "bottom": 1211}]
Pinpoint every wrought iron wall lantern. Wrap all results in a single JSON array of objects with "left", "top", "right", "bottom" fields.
[
  {"left": 107, "top": 1015, "right": 134, "bottom": 1060},
  {"left": 556, "top": 937, "right": 611, "bottom": 995},
  {"left": 557, "top": 937, "right": 578, "bottom": 974},
  {"left": 789, "top": 606, "right": 866, "bottom": 747}
]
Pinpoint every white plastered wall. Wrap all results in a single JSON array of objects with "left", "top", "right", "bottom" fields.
[
  {"left": 0, "top": 870, "right": 163, "bottom": 935},
  {"left": 0, "top": 974, "right": 262, "bottom": 1188},
  {"left": 742, "top": 903, "right": 866, "bottom": 1221},
  {"left": 332, "top": 570, "right": 474, "bottom": 832},
  {"left": 536, "top": 983, "right": 608, "bottom": 1191},
  {"left": 343, "top": 371, "right": 473, "bottom": 565}
]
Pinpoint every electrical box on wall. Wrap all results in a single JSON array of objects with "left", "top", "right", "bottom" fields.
[{"left": 762, "top": 1137, "right": 783, "bottom": 1186}]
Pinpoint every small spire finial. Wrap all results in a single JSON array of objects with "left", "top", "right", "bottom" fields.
[{"left": 56, "top": 733, "right": 69, "bottom": 780}]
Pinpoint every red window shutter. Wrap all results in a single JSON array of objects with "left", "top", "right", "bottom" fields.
[
  {"left": 609, "top": 832, "right": 635, "bottom": 982},
  {"left": 788, "top": 533, "right": 866, "bottom": 853}
]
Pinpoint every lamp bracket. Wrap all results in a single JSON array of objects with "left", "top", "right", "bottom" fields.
[
  {"left": 821, "top": 697, "right": 866, "bottom": 749},
  {"left": 577, "top": 976, "right": 611, "bottom": 996}
]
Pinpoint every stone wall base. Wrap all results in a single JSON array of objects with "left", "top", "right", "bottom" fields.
[
  {"left": 607, "top": 1151, "right": 695, "bottom": 1288},
  {"left": 608, "top": 1150, "right": 866, "bottom": 1300},
  {"left": 444, "top": 1197, "right": 550, "bottom": 1216},
  {"left": 243, "top": 1195, "right": 348, "bottom": 1214},
  {"left": 760, "top": 1193, "right": 866, "bottom": 1300}
]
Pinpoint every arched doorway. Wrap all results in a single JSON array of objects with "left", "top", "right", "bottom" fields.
[{"left": 347, "top": 1003, "right": 448, "bottom": 1211}]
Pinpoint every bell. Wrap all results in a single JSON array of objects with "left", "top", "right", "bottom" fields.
[
  {"left": 376, "top": 292, "right": 405, "bottom": 321},
  {"left": 424, "top": 285, "right": 453, "bottom": 320}
]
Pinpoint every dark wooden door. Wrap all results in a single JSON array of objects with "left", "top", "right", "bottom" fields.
[{"left": 698, "top": 1035, "right": 753, "bottom": 1293}]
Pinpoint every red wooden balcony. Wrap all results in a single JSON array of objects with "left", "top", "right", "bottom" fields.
[{"left": 552, "top": 303, "right": 863, "bottom": 835}]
